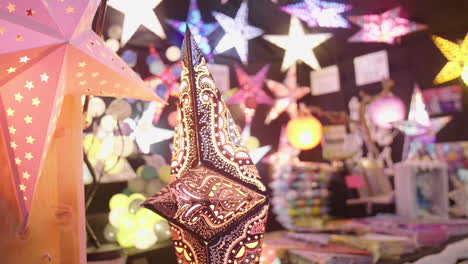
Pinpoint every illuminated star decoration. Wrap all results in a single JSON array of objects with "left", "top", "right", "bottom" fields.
[
  {"left": 280, "top": 0, "right": 352, "bottom": 28},
  {"left": 392, "top": 85, "right": 452, "bottom": 160},
  {"left": 265, "top": 65, "right": 310, "bottom": 124},
  {"left": 167, "top": 0, "right": 218, "bottom": 59},
  {"left": 227, "top": 64, "right": 272, "bottom": 126},
  {"left": 0, "top": 0, "right": 162, "bottom": 224},
  {"left": 264, "top": 16, "right": 332, "bottom": 71},
  {"left": 125, "top": 102, "right": 174, "bottom": 154},
  {"left": 144, "top": 48, "right": 182, "bottom": 102},
  {"left": 108, "top": 0, "right": 166, "bottom": 46},
  {"left": 212, "top": 1, "right": 264, "bottom": 64},
  {"left": 347, "top": 7, "right": 427, "bottom": 44},
  {"left": 143, "top": 28, "right": 269, "bottom": 264},
  {"left": 432, "top": 34, "right": 468, "bottom": 85},
  {"left": 263, "top": 126, "right": 300, "bottom": 169},
  {"left": 241, "top": 127, "right": 272, "bottom": 165}
]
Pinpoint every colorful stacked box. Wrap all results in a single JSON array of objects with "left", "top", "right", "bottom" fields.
[{"left": 270, "top": 164, "right": 332, "bottom": 230}]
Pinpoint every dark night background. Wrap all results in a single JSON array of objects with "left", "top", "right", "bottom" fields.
[{"left": 88, "top": 0, "right": 468, "bottom": 236}]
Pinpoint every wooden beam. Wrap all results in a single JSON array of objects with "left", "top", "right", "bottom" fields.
[{"left": 0, "top": 95, "right": 86, "bottom": 263}]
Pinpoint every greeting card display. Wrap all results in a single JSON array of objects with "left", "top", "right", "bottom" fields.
[
  {"left": 143, "top": 29, "right": 269, "bottom": 264},
  {"left": 270, "top": 164, "right": 331, "bottom": 231}
]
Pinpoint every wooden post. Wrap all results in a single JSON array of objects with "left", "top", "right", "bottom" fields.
[{"left": 0, "top": 95, "right": 86, "bottom": 263}]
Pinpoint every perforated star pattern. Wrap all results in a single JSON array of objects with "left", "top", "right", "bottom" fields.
[
  {"left": 212, "top": 1, "right": 264, "bottom": 64},
  {"left": 347, "top": 7, "right": 427, "bottom": 44},
  {"left": 143, "top": 29, "right": 269, "bottom": 264},
  {"left": 167, "top": 0, "right": 218, "bottom": 59},
  {"left": 264, "top": 16, "right": 332, "bottom": 71},
  {"left": 432, "top": 34, "right": 468, "bottom": 85},
  {"left": 0, "top": 0, "right": 162, "bottom": 224},
  {"left": 265, "top": 65, "right": 310, "bottom": 124},
  {"left": 227, "top": 64, "right": 272, "bottom": 126},
  {"left": 280, "top": 0, "right": 352, "bottom": 28},
  {"left": 393, "top": 85, "right": 452, "bottom": 160}
]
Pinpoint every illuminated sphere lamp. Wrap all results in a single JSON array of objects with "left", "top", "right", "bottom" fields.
[
  {"left": 367, "top": 95, "right": 406, "bottom": 129},
  {"left": 83, "top": 134, "right": 102, "bottom": 159},
  {"left": 286, "top": 115, "right": 323, "bottom": 150},
  {"left": 245, "top": 136, "right": 260, "bottom": 151},
  {"left": 116, "top": 229, "right": 134, "bottom": 248},
  {"left": 133, "top": 227, "right": 158, "bottom": 250},
  {"left": 158, "top": 165, "right": 171, "bottom": 183},
  {"left": 109, "top": 193, "right": 130, "bottom": 211},
  {"left": 165, "top": 45, "right": 182, "bottom": 62}
]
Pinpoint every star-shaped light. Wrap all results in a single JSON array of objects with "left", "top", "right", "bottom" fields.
[
  {"left": 264, "top": 16, "right": 332, "bottom": 71},
  {"left": 212, "top": 1, "right": 263, "bottom": 64},
  {"left": 347, "top": 7, "right": 427, "bottom": 44},
  {"left": 167, "top": 0, "right": 218, "bottom": 58},
  {"left": 108, "top": 0, "right": 166, "bottom": 46},
  {"left": 392, "top": 85, "right": 452, "bottom": 160},
  {"left": 0, "top": 0, "right": 162, "bottom": 225},
  {"left": 143, "top": 29, "right": 269, "bottom": 264},
  {"left": 432, "top": 34, "right": 468, "bottom": 85},
  {"left": 227, "top": 64, "right": 272, "bottom": 125},
  {"left": 125, "top": 101, "right": 174, "bottom": 154},
  {"left": 265, "top": 65, "right": 310, "bottom": 124},
  {"left": 280, "top": 0, "right": 352, "bottom": 28},
  {"left": 241, "top": 127, "right": 272, "bottom": 165},
  {"left": 263, "top": 126, "right": 300, "bottom": 169}
]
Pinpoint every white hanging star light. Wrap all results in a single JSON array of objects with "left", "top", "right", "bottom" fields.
[
  {"left": 264, "top": 16, "right": 332, "bottom": 71},
  {"left": 212, "top": 1, "right": 264, "bottom": 64},
  {"left": 125, "top": 102, "right": 174, "bottom": 154},
  {"left": 108, "top": 0, "right": 166, "bottom": 46},
  {"left": 392, "top": 85, "right": 452, "bottom": 160}
]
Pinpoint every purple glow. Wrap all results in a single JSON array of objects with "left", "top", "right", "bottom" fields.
[
  {"left": 368, "top": 95, "right": 406, "bottom": 129},
  {"left": 348, "top": 7, "right": 427, "bottom": 44},
  {"left": 280, "top": 0, "right": 352, "bottom": 28},
  {"left": 166, "top": 0, "right": 218, "bottom": 58}
]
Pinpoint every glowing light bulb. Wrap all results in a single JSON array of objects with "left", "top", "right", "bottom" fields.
[{"left": 109, "top": 193, "right": 129, "bottom": 211}]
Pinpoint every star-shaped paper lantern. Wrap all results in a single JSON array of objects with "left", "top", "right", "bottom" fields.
[
  {"left": 212, "top": 1, "right": 264, "bottom": 64},
  {"left": 280, "top": 0, "right": 352, "bottom": 28},
  {"left": 0, "top": 0, "right": 162, "bottom": 223},
  {"left": 265, "top": 65, "right": 310, "bottom": 124},
  {"left": 108, "top": 0, "right": 166, "bottom": 46},
  {"left": 347, "top": 7, "right": 427, "bottom": 44},
  {"left": 167, "top": 0, "right": 218, "bottom": 59},
  {"left": 125, "top": 102, "right": 174, "bottom": 154},
  {"left": 143, "top": 29, "right": 269, "bottom": 264},
  {"left": 228, "top": 64, "right": 272, "bottom": 125},
  {"left": 392, "top": 85, "right": 451, "bottom": 160},
  {"left": 432, "top": 34, "right": 468, "bottom": 85},
  {"left": 145, "top": 61, "right": 182, "bottom": 101},
  {"left": 264, "top": 17, "right": 332, "bottom": 71},
  {"left": 263, "top": 126, "right": 300, "bottom": 169}
]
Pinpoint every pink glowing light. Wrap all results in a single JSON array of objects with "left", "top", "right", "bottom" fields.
[{"left": 368, "top": 95, "right": 406, "bottom": 129}]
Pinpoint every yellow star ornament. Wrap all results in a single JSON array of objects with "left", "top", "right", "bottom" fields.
[
  {"left": 264, "top": 17, "right": 332, "bottom": 71},
  {"left": 433, "top": 33, "right": 468, "bottom": 85}
]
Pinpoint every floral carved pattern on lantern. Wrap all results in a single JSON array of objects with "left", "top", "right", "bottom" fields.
[{"left": 143, "top": 28, "right": 268, "bottom": 264}]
